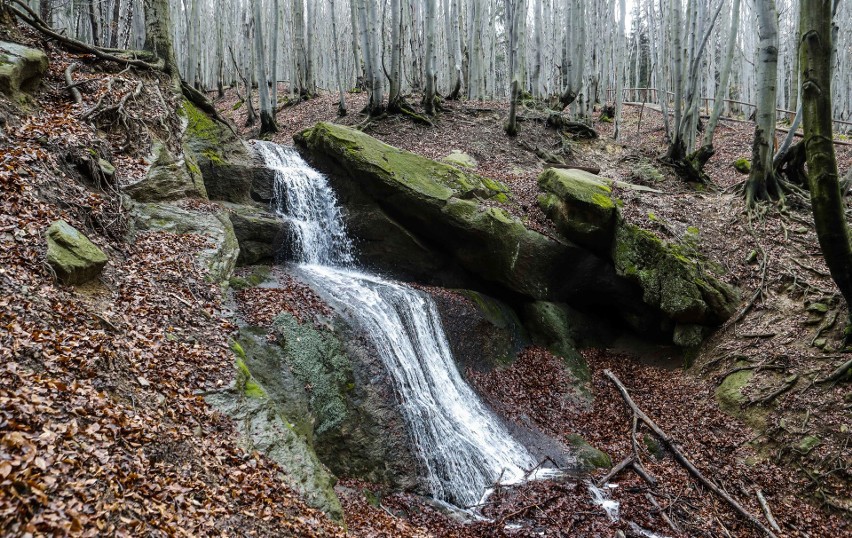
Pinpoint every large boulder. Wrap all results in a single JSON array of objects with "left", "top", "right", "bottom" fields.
[
  {"left": 182, "top": 100, "right": 267, "bottom": 203},
  {"left": 537, "top": 168, "right": 618, "bottom": 254},
  {"left": 130, "top": 202, "right": 238, "bottom": 282},
  {"left": 222, "top": 202, "right": 288, "bottom": 265},
  {"left": 537, "top": 166, "right": 739, "bottom": 340},
  {"left": 206, "top": 341, "right": 344, "bottom": 521},
  {"left": 234, "top": 313, "right": 420, "bottom": 493},
  {"left": 613, "top": 223, "right": 739, "bottom": 327},
  {"left": 45, "top": 220, "right": 108, "bottom": 285},
  {"left": 0, "top": 41, "right": 48, "bottom": 105},
  {"left": 294, "top": 123, "right": 650, "bottom": 320},
  {"left": 124, "top": 141, "right": 207, "bottom": 202}
]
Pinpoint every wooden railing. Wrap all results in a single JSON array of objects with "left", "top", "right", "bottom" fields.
[{"left": 605, "top": 87, "right": 852, "bottom": 130}]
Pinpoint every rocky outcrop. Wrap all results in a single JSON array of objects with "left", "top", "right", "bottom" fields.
[
  {"left": 182, "top": 100, "right": 272, "bottom": 204},
  {"left": 441, "top": 150, "right": 478, "bottom": 169},
  {"left": 130, "top": 202, "right": 238, "bottom": 282},
  {"left": 231, "top": 309, "right": 420, "bottom": 494},
  {"left": 428, "top": 289, "right": 530, "bottom": 373},
  {"left": 222, "top": 202, "right": 287, "bottom": 265},
  {"left": 0, "top": 41, "right": 48, "bottom": 105},
  {"left": 294, "top": 123, "right": 652, "bottom": 325},
  {"left": 538, "top": 167, "right": 739, "bottom": 342},
  {"left": 45, "top": 220, "right": 108, "bottom": 285},
  {"left": 206, "top": 342, "right": 344, "bottom": 521},
  {"left": 124, "top": 141, "right": 207, "bottom": 202}
]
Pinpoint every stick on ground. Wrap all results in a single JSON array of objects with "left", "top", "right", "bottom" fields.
[{"left": 604, "top": 369, "right": 780, "bottom": 538}]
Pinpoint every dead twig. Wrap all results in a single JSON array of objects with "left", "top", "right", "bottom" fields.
[
  {"left": 756, "top": 489, "right": 782, "bottom": 534},
  {"left": 816, "top": 357, "right": 852, "bottom": 384},
  {"left": 603, "top": 369, "right": 779, "bottom": 538}
]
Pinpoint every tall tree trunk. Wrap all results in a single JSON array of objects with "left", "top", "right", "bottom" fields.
[
  {"left": 388, "top": 0, "right": 403, "bottom": 108},
  {"left": 143, "top": 0, "right": 179, "bottom": 80},
  {"left": 271, "top": 0, "right": 280, "bottom": 109},
  {"left": 252, "top": 0, "right": 277, "bottom": 135},
  {"left": 87, "top": 0, "right": 101, "bottom": 46},
  {"left": 423, "top": 0, "right": 437, "bottom": 114},
  {"left": 505, "top": 0, "right": 527, "bottom": 136},
  {"left": 445, "top": 0, "right": 463, "bottom": 99},
  {"left": 614, "top": 0, "right": 626, "bottom": 140},
  {"left": 702, "top": 0, "right": 741, "bottom": 151},
  {"left": 801, "top": 0, "right": 852, "bottom": 335},
  {"left": 329, "top": 0, "right": 347, "bottom": 115},
  {"left": 746, "top": 0, "right": 782, "bottom": 208}
]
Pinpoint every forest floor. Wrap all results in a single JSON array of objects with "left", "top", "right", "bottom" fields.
[
  {"left": 2, "top": 21, "right": 850, "bottom": 535},
  {"left": 217, "top": 88, "right": 852, "bottom": 537}
]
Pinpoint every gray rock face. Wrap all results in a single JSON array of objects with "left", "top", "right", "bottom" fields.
[
  {"left": 428, "top": 288, "right": 529, "bottom": 373},
  {"left": 181, "top": 101, "right": 271, "bottom": 204},
  {"left": 130, "top": 202, "right": 238, "bottom": 282},
  {"left": 45, "top": 220, "right": 108, "bottom": 285},
  {"left": 234, "top": 312, "right": 421, "bottom": 494},
  {"left": 222, "top": 202, "right": 288, "bottom": 265},
  {"left": 0, "top": 41, "right": 48, "bottom": 105},
  {"left": 124, "top": 141, "right": 207, "bottom": 202}
]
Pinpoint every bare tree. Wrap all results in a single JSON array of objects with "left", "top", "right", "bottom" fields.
[
  {"left": 745, "top": 0, "right": 783, "bottom": 209},
  {"left": 801, "top": 0, "right": 852, "bottom": 339}
]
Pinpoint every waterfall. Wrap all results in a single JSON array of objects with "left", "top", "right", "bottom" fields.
[{"left": 255, "top": 141, "right": 538, "bottom": 508}]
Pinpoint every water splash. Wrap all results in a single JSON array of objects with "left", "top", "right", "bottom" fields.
[{"left": 256, "top": 142, "right": 538, "bottom": 508}]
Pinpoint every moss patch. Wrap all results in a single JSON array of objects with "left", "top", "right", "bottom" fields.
[{"left": 273, "top": 313, "right": 353, "bottom": 435}]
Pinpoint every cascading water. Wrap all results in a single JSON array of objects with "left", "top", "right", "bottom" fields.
[{"left": 254, "top": 140, "right": 539, "bottom": 508}]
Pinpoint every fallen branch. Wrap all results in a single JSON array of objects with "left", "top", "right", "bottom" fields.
[
  {"left": 756, "top": 489, "right": 782, "bottom": 534},
  {"left": 64, "top": 62, "right": 83, "bottom": 105},
  {"left": 645, "top": 492, "right": 680, "bottom": 534},
  {"left": 10, "top": 1, "right": 163, "bottom": 71},
  {"left": 603, "top": 369, "right": 780, "bottom": 538},
  {"left": 595, "top": 455, "right": 635, "bottom": 488},
  {"left": 547, "top": 163, "right": 602, "bottom": 174}
]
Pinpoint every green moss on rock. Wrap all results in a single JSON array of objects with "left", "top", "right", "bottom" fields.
[
  {"left": 565, "top": 434, "right": 611, "bottom": 471},
  {"left": 295, "top": 123, "right": 510, "bottom": 204},
  {"left": 612, "top": 223, "right": 738, "bottom": 327},
  {"left": 273, "top": 313, "right": 353, "bottom": 435},
  {"left": 45, "top": 220, "right": 108, "bottom": 285},
  {"left": 733, "top": 158, "right": 751, "bottom": 174}
]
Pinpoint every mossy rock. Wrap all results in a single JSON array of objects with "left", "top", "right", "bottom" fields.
[
  {"left": 124, "top": 141, "right": 208, "bottom": 202},
  {"left": 0, "top": 41, "right": 48, "bottom": 105},
  {"left": 733, "top": 158, "right": 751, "bottom": 174},
  {"left": 521, "top": 301, "right": 593, "bottom": 383},
  {"left": 181, "top": 100, "right": 260, "bottom": 203},
  {"left": 294, "top": 122, "right": 510, "bottom": 207},
  {"left": 129, "top": 202, "right": 238, "bottom": 282},
  {"left": 612, "top": 222, "right": 738, "bottom": 327},
  {"left": 537, "top": 168, "right": 618, "bottom": 253},
  {"left": 441, "top": 150, "right": 478, "bottom": 169},
  {"left": 45, "top": 220, "right": 108, "bottom": 285},
  {"left": 222, "top": 202, "right": 288, "bottom": 265},
  {"left": 296, "top": 122, "right": 655, "bottom": 324},
  {"left": 565, "top": 434, "right": 611, "bottom": 471},
  {"left": 716, "top": 367, "right": 768, "bottom": 429},
  {"left": 207, "top": 338, "right": 344, "bottom": 521}
]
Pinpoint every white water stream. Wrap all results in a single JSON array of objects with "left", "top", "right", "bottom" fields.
[{"left": 254, "top": 141, "right": 539, "bottom": 508}]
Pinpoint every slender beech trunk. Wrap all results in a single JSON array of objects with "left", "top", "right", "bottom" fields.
[
  {"left": 505, "top": 0, "right": 527, "bottom": 136},
  {"left": 388, "top": 0, "right": 403, "bottom": 108},
  {"left": 423, "top": 0, "right": 437, "bottom": 114},
  {"left": 252, "top": 0, "right": 276, "bottom": 134},
  {"left": 614, "top": 0, "right": 626, "bottom": 140},
  {"left": 746, "top": 0, "right": 782, "bottom": 208},
  {"left": 329, "top": 0, "right": 347, "bottom": 115},
  {"left": 801, "top": 0, "right": 852, "bottom": 334},
  {"left": 271, "top": 0, "right": 280, "bottom": 109},
  {"left": 702, "top": 0, "right": 741, "bottom": 151}
]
